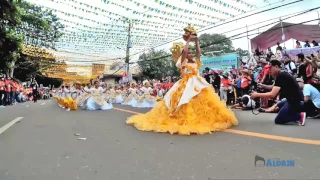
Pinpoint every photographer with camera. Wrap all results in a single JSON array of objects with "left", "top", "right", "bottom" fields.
[{"left": 251, "top": 60, "right": 306, "bottom": 126}]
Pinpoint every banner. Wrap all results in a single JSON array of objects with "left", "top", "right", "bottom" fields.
[
  {"left": 284, "top": 47, "right": 320, "bottom": 56},
  {"left": 200, "top": 52, "right": 238, "bottom": 72}
]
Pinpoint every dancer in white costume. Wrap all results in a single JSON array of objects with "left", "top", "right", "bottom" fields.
[
  {"left": 122, "top": 81, "right": 138, "bottom": 106},
  {"left": 82, "top": 81, "right": 113, "bottom": 110},
  {"left": 134, "top": 80, "right": 157, "bottom": 108},
  {"left": 75, "top": 83, "right": 91, "bottom": 107},
  {"left": 155, "top": 83, "right": 165, "bottom": 99},
  {"left": 114, "top": 87, "right": 124, "bottom": 103},
  {"left": 103, "top": 87, "right": 112, "bottom": 103}
]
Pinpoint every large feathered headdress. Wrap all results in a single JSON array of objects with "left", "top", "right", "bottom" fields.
[
  {"left": 130, "top": 80, "right": 137, "bottom": 87},
  {"left": 142, "top": 80, "right": 149, "bottom": 86},
  {"left": 170, "top": 42, "right": 184, "bottom": 62}
]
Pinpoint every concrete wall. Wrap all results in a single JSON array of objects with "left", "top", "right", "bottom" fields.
[{"left": 103, "top": 78, "right": 116, "bottom": 85}]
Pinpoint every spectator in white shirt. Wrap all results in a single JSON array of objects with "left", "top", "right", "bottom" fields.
[
  {"left": 297, "top": 78, "right": 320, "bottom": 117},
  {"left": 283, "top": 54, "right": 297, "bottom": 75}
]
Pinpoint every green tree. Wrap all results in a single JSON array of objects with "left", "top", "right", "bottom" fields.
[
  {"left": 0, "top": 0, "right": 23, "bottom": 75},
  {"left": 14, "top": 54, "right": 63, "bottom": 87},
  {"left": 236, "top": 48, "right": 250, "bottom": 57},
  {"left": 197, "top": 33, "right": 235, "bottom": 54},
  {"left": 0, "top": 0, "right": 63, "bottom": 77},
  {"left": 137, "top": 49, "right": 180, "bottom": 79},
  {"left": 16, "top": 1, "right": 64, "bottom": 48}
]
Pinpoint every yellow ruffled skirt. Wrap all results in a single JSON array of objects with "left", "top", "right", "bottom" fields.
[
  {"left": 126, "top": 87, "right": 238, "bottom": 135},
  {"left": 54, "top": 96, "right": 77, "bottom": 110},
  {"left": 67, "top": 97, "right": 78, "bottom": 110}
]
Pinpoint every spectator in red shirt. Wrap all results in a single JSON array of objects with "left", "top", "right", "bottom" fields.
[
  {"left": 0, "top": 77, "right": 5, "bottom": 106},
  {"left": 240, "top": 69, "right": 252, "bottom": 95},
  {"left": 257, "top": 58, "right": 271, "bottom": 84},
  {"left": 305, "top": 58, "right": 314, "bottom": 84},
  {"left": 257, "top": 59, "right": 274, "bottom": 108},
  {"left": 5, "top": 77, "right": 13, "bottom": 105},
  {"left": 12, "top": 81, "right": 18, "bottom": 104},
  {"left": 220, "top": 72, "right": 232, "bottom": 102}
]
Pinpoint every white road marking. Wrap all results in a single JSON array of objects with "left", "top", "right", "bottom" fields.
[
  {"left": 25, "top": 105, "right": 30, "bottom": 107},
  {"left": 40, "top": 102, "right": 46, "bottom": 105},
  {"left": 0, "top": 117, "right": 24, "bottom": 135}
]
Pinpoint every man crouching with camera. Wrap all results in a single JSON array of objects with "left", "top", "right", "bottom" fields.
[{"left": 251, "top": 60, "right": 306, "bottom": 126}]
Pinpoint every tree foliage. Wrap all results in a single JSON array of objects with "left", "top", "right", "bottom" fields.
[
  {"left": 137, "top": 34, "right": 238, "bottom": 79},
  {"left": 198, "top": 33, "right": 235, "bottom": 54},
  {"left": 13, "top": 54, "right": 62, "bottom": 87},
  {"left": 236, "top": 48, "right": 250, "bottom": 57},
  {"left": 0, "top": 0, "right": 23, "bottom": 74},
  {"left": 137, "top": 49, "right": 180, "bottom": 79},
  {"left": 17, "top": 0, "right": 64, "bottom": 48},
  {"left": 0, "top": 0, "right": 64, "bottom": 79}
]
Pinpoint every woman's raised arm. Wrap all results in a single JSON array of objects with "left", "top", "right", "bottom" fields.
[
  {"left": 195, "top": 37, "right": 201, "bottom": 60},
  {"left": 181, "top": 39, "right": 190, "bottom": 64}
]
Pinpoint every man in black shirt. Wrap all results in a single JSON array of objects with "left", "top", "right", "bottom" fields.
[
  {"left": 31, "top": 80, "right": 39, "bottom": 103},
  {"left": 276, "top": 42, "right": 283, "bottom": 51},
  {"left": 297, "top": 53, "right": 307, "bottom": 82},
  {"left": 251, "top": 60, "right": 306, "bottom": 126},
  {"left": 204, "top": 67, "right": 211, "bottom": 84}
]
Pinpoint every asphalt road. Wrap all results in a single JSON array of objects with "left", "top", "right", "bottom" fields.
[{"left": 0, "top": 100, "right": 320, "bottom": 180}]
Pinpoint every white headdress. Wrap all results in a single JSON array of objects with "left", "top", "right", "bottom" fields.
[{"left": 143, "top": 80, "right": 149, "bottom": 86}]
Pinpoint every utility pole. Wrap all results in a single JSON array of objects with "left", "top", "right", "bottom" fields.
[
  {"left": 125, "top": 20, "right": 132, "bottom": 75},
  {"left": 246, "top": 24, "right": 250, "bottom": 53},
  {"left": 245, "top": 24, "right": 251, "bottom": 65},
  {"left": 318, "top": 11, "right": 320, "bottom": 27}
]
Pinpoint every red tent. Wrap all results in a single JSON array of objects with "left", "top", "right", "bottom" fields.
[{"left": 250, "top": 22, "right": 320, "bottom": 51}]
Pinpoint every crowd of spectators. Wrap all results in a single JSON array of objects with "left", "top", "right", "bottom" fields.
[
  {"left": 0, "top": 76, "right": 52, "bottom": 107},
  {"left": 202, "top": 40, "right": 320, "bottom": 126}
]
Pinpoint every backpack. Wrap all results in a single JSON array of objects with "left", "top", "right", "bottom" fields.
[
  {"left": 287, "top": 61, "right": 296, "bottom": 71},
  {"left": 236, "top": 79, "right": 241, "bottom": 88}
]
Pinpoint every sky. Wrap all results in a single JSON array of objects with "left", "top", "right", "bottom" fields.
[{"left": 25, "top": 0, "right": 320, "bottom": 65}]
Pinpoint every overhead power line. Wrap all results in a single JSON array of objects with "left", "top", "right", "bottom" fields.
[
  {"left": 108, "top": 1, "right": 316, "bottom": 75},
  {"left": 66, "top": 6, "right": 318, "bottom": 63},
  {"left": 127, "top": 0, "right": 308, "bottom": 59},
  {"left": 132, "top": 18, "right": 320, "bottom": 64}
]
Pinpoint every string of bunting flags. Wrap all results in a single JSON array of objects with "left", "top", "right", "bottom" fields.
[
  {"left": 42, "top": 0, "right": 208, "bottom": 29},
  {"left": 53, "top": 0, "right": 207, "bottom": 29},
  {"left": 99, "top": 0, "right": 220, "bottom": 23},
  {"left": 185, "top": 0, "right": 254, "bottom": 14},
  {"left": 22, "top": 0, "right": 257, "bottom": 63}
]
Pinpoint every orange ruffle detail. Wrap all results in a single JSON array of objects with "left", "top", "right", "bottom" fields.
[
  {"left": 54, "top": 96, "right": 77, "bottom": 110},
  {"left": 126, "top": 87, "right": 238, "bottom": 135},
  {"left": 170, "top": 63, "right": 198, "bottom": 113},
  {"left": 67, "top": 97, "right": 78, "bottom": 110}
]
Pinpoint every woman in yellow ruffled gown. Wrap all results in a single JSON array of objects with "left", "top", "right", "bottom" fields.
[{"left": 126, "top": 26, "right": 238, "bottom": 135}]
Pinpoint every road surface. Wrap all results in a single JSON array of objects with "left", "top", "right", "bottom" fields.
[{"left": 0, "top": 100, "right": 319, "bottom": 180}]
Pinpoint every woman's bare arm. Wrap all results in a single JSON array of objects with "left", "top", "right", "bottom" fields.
[
  {"left": 195, "top": 38, "right": 201, "bottom": 60},
  {"left": 181, "top": 40, "right": 190, "bottom": 64}
]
